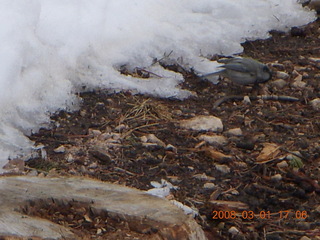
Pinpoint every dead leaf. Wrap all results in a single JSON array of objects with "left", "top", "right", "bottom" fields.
[
  {"left": 256, "top": 143, "right": 281, "bottom": 163},
  {"left": 202, "top": 147, "right": 233, "bottom": 161}
]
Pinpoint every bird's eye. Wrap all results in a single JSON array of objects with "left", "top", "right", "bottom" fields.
[{"left": 263, "top": 66, "right": 270, "bottom": 72}]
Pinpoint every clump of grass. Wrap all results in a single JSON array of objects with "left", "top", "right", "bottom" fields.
[{"left": 121, "top": 97, "right": 172, "bottom": 124}]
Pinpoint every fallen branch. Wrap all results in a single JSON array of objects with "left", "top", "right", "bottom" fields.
[{"left": 213, "top": 95, "right": 299, "bottom": 109}]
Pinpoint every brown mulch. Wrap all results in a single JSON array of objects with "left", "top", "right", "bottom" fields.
[{"left": 15, "top": 19, "right": 320, "bottom": 239}]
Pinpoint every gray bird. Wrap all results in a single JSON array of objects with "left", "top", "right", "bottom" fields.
[{"left": 200, "top": 57, "right": 272, "bottom": 85}]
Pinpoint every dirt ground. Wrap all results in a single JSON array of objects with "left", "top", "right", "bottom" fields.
[{"left": 9, "top": 17, "right": 320, "bottom": 240}]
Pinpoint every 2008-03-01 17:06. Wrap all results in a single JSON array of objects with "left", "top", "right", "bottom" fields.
[{"left": 212, "top": 210, "right": 308, "bottom": 220}]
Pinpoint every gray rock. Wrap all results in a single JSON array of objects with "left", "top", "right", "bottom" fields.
[
  {"left": 272, "top": 79, "right": 287, "bottom": 89},
  {"left": 276, "top": 71, "right": 289, "bottom": 79},
  {"left": 199, "top": 134, "right": 227, "bottom": 145},
  {"left": 310, "top": 98, "right": 320, "bottom": 111},
  {"left": 180, "top": 115, "right": 223, "bottom": 132},
  {"left": 225, "top": 128, "right": 243, "bottom": 137},
  {"left": 215, "top": 164, "right": 230, "bottom": 174}
]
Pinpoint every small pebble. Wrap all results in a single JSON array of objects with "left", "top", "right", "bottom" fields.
[
  {"left": 225, "top": 128, "right": 243, "bottom": 137},
  {"left": 146, "top": 134, "right": 166, "bottom": 147},
  {"left": 272, "top": 79, "right": 287, "bottom": 89},
  {"left": 180, "top": 115, "right": 223, "bottom": 132},
  {"left": 276, "top": 71, "right": 289, "bottom": 79},
  {"left": 172, "top": 109, "right": 183, "bottom": 115},
  {"left": 294, "top": 66, "right": 308, "bottom": 71},
  {"left": 88, "top": 162, "right": 98, "bottom": 169},
  {"left": 193, "top": 173, "right": 208, "bottom": 180},
  {"left": 271, "top": 62, "right": 284, "bottom": 69},
  {"left": 100, "top": 132, "right": 112, "bottom": 140},
  {"left": 230, "top": 189, "right": 239, "bottom": 195},
  {"left": 80, "top": 165, "right": 88, "bottom": 173},
  {"left": 114, "top": 124, "right": 127, "bottom": 131},
  {"left": 310, "top": 98, "right": 320, "bottom": 111},
  {"left": 243, "top": 96, "right": 251, "bottom": 105},
  {"left": 203, "top": 183, "right": 216, "bottom": 189},
  {"left": 165, "top": 144, "right": 177, "bottom": 153},
  {"left": 140, "top": 135, "right": 148, "bottom": 143},
  {"left": 277, "top": 161, "right": 288, "bottom": 168},
  {"left": 38, "top": 172, "right": 45, "bottom": 178},
  {"left": 199, "top": 134, "right": 227, "bottom": 146},
  {"left": 54, "top": 145, "right": 66, "bottom": 153},
  {"left": 228, "top": 226, "right": 240, "bottom": 235},
  {"left": 106, "top": 98, "right": 114, "bottom": 104},
  {"left": 27, "top": 169, "right": 38, "bottom": 176},
  {"left": 309, "top": 57, "right": 320, "bottom": 62},
  {"left": 79, "top": 110, "right": 86, "bottom": 117},
  {"left": 270, "top": 106, "right": 277, "bottom": 112},
  {"left": 252, "top": 133, "right": 266, "bottom": 142},
  {"left": 188, "top": 166, "right": 194, "bottom": 171},
  {"left": 233, "top": 161, "right": 248, "bottom": 169},
  {"left": 217, "top": 222, "right": 225, "bottom": 229},
  {"left": 111, "top": 133, "right": 121, "bottom": 140},
  {"left": 215, "top": 164, "right": 230, "bottom": 174},
  {"left": 292, "top": 79, "right": 306, "bottom": 88},
  {"left": 68, "top": 169, "right": 77, "bottom": 175},
  {"left": 41, "top": 148, "right": 47, "bottom": 160},
  {"left": 89, "top": 129, "right": 102, "bottom": 137},
  {"left": 271, "top": 174, "right": 282, "bottom": 182},
  {"left": 193, "top": 173, "right": 215, "bottom": 181},
  {"left": 167, "top": 176, "right": 181, "bottom": 184},
  {"left": 66, "top": 153, "right": 74, "bottom": 163}
]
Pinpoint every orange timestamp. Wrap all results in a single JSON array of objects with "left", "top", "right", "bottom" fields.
[{"left": 212, "top": 210, "right": 308, "bottom": 220}]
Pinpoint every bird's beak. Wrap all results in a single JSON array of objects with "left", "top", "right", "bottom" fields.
[{"left": 269, "top": 71, "right": 274, "bottom": 80}]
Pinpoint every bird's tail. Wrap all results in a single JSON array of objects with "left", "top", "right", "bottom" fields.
[{"left": 199, "top": 70, "right": 223, "bottom": 84}]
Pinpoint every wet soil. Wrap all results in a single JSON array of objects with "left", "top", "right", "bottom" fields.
[{"left": 18, "top": 18, "right": 320, "bottom": 239}]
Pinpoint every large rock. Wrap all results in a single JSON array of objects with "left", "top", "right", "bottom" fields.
[{"left": 0, "top": 176, "right": 207, "bottom": 240}]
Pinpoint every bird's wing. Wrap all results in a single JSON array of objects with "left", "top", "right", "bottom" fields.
[
  {"left": 200, "top": 69, "right": 224, "bottom": 78},
  {"left": 218, "top": 57, "right": 243, "bottom": 64},
  {"left": 222, "top": 63, "right": 251, "bottom": 73}
]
